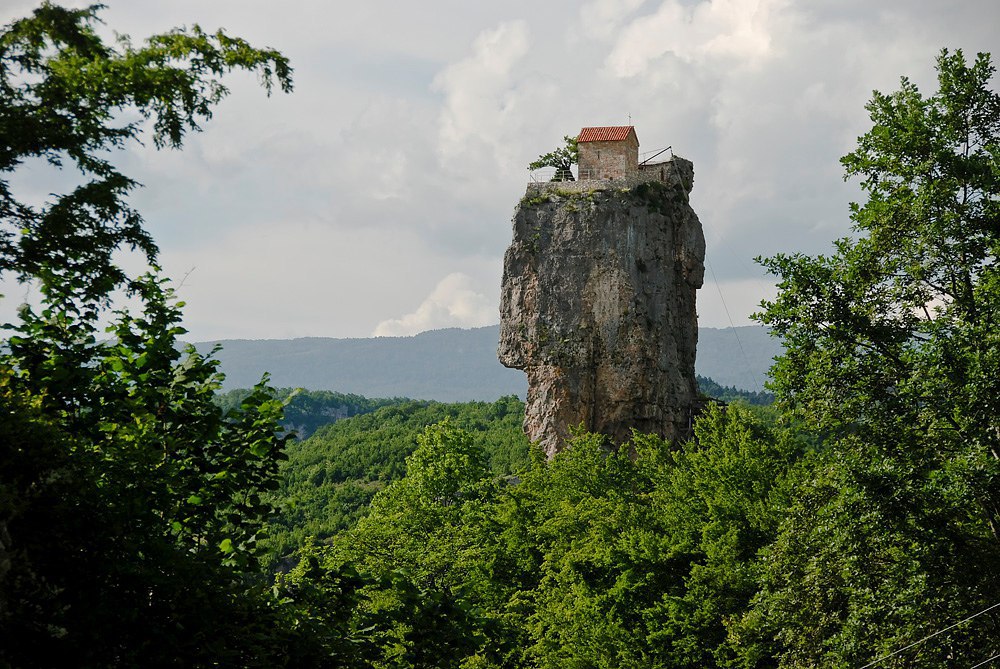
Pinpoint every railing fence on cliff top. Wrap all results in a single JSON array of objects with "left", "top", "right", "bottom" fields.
[
  {"left": 527, "top": 165, "right": 677, "bottom": 194},
  {"left": 528, "top": 148, "right": 675, "bottom": 186}
]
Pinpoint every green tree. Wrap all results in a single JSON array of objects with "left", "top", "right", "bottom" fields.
[
  {"left": 747, "top": 48, "right": 1000, "bottom": 667},
  {"left": 488, "top": 408, "right": 798, "bottom": 669},
  {"left": 279, "top": 422, "right": 497, "bottom": 668},
  {"left": 730, "top": 435, "right": 1000, "bottom": 668},
  {"left": 273, "top": 406, "right": 799, "bottom": 668},
  {"left": 1, "top": 283, "right": 304, "bottom": 666},
  {"left": 0, "top": 2, "right": 291, "bottom": 307},
  {"left": 528, "top": 135, "right": 578, "bottom": 181},
  {"left": 0, "top": 4, "right": 300, "bottom": 665},
  {"left": 262, "top": 396, "right": 529, "bottom": 567},
  {"left": 758, "top": 48, "right": 1000, "bottom": 527}
]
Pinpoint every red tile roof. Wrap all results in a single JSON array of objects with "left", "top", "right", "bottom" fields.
[{"left": 577, "top": 126, "right": 637, "bottom": 143}]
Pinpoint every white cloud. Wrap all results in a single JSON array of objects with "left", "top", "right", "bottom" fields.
[
  {"left": 372, "top": 273, "right": 497, "bottom": 337},
  {"left": 574, "top": 0, "right": 648, "bottom": 41},
  {"left": 606, "top": 0, "right": 783, "bottom": 77},
  {"left": 151, "top": 219, "right": 460, "bottom": 340},
  {"left": 433, "top": 21, "right": 533, "bottom": 169},
  {"left": 3, "top": 0, "right": 999, "bottom": 343}
]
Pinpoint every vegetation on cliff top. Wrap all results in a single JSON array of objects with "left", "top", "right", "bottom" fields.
[{"left": 528, "top": 134, "right": 578, "bottom": 181}]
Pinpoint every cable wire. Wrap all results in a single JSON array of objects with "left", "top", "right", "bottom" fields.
[
  {"left": 858, "top": 601, "right": 1000, "bottom": 668},
  {"left": 970, "top": 652, "right": 1000, "bottom": 669},
  {"left": 704, "top": 257, "right": 761, "bottom": 393}
]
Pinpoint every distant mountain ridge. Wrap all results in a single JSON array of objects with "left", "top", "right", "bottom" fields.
[{"left": 195, "top": 325, "right": 781, "bottom": 401}]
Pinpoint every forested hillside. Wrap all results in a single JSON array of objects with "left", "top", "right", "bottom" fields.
[
  {"left": 215, "top": 387, "right": 402, "bottom": 439},
  {"left": 262, "top": 397, "right": 529, "bottom": 567},
  {"left": 259, "top": 381, "right": 770, "bottom": 567}
]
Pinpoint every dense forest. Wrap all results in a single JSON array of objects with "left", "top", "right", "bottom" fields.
[
  {"left": 215, "top": 387, "right": 404, "bottom": 440},
  {"left": 2, "top": 4, "right": 1000, "bottom": 668},
  {"left": 261, "top": 395, "right": 531, "bottom": 567},
  {"left": 257, "top": 383, "right": 767, "bottom": 568}
]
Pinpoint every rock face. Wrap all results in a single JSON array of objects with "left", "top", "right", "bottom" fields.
[{"left": 498, "top": 157, "right": 705, "bottom": 457}]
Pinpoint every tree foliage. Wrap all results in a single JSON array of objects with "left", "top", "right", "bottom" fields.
[
  {"left": 0, "top": 282, "right": 301, "bottom": 666},
  {"left": 263, "top": 396, "right": 529, "bottom": 568},
  {"left": 750, "top": 48, "right": 1000, "bottom": 666},
  {"left": 759, "top": 49, "right": 1000, "bottom": 446},
  {"left": 276, "top": 421, "right": 500, "bottom": 668},
  {"left": 0, "top": 4, "right": 300, "bottom": 665},
  {"left": 0, "top": 2, "right": 292, "bottom": 306},
  {"left": 216, "top": 386, "right": 401, "bottom": 439},
  {"left": 528, "top": 135, "right": 578, "bottom": 181},
  {"left": 478, "top": 406, "right": 801, "bottom": 669},
  {"left": 272, "top": 406, "right": 800, "bottom": 668}
]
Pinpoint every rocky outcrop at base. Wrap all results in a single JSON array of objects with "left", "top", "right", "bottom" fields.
[{"left": 498, "top": 158, "right": 705, "bottom": 457}]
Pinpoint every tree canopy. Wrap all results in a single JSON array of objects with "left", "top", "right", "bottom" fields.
[
  {"left": 0, "top": 2, "right": 292, "bottom": 306},
  {"left": 758, "top": 48, "right": 1000, "bottom": 537},
  {"left": 0, "top": 4, "right": 300, "bottom": 665},
  {"left": 750, "top": 48, "right": 1000, "bottom": 666},
  {"left": 528, "top": 134, "right": 578, "bottom": 181}
]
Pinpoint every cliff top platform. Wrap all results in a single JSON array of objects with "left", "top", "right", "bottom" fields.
[{"left": 526, "top": 155, "right": 693, "bottom": 196}]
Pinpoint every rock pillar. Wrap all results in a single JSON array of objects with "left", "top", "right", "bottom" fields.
[{"left": 498, "top": 157, "right": 705, "bottom": 457}]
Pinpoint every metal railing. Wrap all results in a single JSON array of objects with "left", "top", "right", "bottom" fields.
[
  {"left": 639, "top": 146, "right": 673, "bottom": 165},
  {"left": 528, "top": 157, "right": 678, "bottom": 186},
  {"left": 528, "top": 166, "right": 578, "bottom": 183}
]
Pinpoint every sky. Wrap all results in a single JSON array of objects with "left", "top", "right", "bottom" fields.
[{"left": 2, "top": 0, "right": 999, "bottom": 341}]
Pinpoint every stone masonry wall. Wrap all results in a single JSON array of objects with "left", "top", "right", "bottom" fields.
[{"left": 578, "top": 136, "right": 640, "bottom": 180}]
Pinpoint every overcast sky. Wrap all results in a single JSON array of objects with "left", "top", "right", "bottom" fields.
[{"left": 3, "top": 0, "right": 999, "bottom": 341}]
